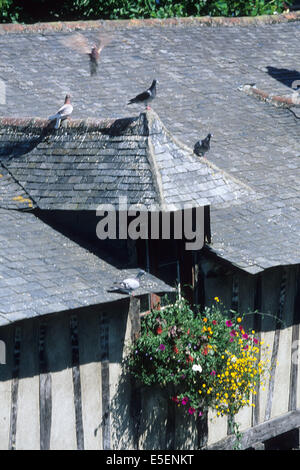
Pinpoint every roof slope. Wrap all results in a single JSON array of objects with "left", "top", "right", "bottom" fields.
[
  {"left": 0, "top": 111, "right": 253, "bottom": 211},
  {"left": 0, "top": 207, "right": 173, "bottom": 327},
  {"left": 0, "top": 20, "right": 299, "bottom": 273},
  {"left": 0, "top": 163, "right": 35, "bottom": 210}
]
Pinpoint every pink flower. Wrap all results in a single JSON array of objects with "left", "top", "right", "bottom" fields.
[
  {"left": 210, "top": 370, "right": 216, "bottom": 376},
  {"left": 226, "top": 320, "right": 233, "bottom": 327},
  {"left": 188, "top": 407, "right": 196, "bottom": 415},
  {"left": 229, "top": 338, "right": 234, "bottom": 342},
  {"left": 253, "top": 338, "right": 259, "bottom": 345},
  {"left": 242, "top": 333, "right": 248, "bottom": 340},
  {"left": 159, "top": 344, "right": 165, "bottom": 351},
  {"left": 198, "top": 411, "right": 203, "bottom": 417},
  {"left": 243, "top": 345, "right": 249, "bottom": 351},
  {"left": 182, "top": 397, "right": 189, "bottom": 405},
  {"left": 230, "top": 330, "right": 237, "bottom": 337}
]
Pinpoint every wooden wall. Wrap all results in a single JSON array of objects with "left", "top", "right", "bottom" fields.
[{"left": 0, "top": 265, "right": 299, "bottom": 450}]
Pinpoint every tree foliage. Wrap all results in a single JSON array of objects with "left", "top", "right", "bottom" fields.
[{"left": 0, "top": 0, "right": 291, "bottom": 24}]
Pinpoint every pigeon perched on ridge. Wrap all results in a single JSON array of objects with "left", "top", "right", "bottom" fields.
[
  {"left": 193, "top": 133, "right": 213, "bottom": 157},
  {"left": 109, "top": 269, "right": 146, "bottom": 296},
  {"left": 48, "top": 94, "right": 73, "bottom": 129},
  {"left": 60, "top": 32, "right": 112, "bottom": 76},
  {"left": 127, "top": 80, "right": 157, "bottom": 109}
]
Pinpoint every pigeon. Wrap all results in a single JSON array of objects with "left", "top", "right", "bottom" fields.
[
  {"left": 109, "top": 269, "right": 146, "bottom": 296},
  {"left": 60, "top": 32, "right": 112, "bottom": 76},
  {"left": 193, "top": 133, "right": 213, "bottom": 157},
  {"left": 48, "top": 94, "right": 73, "bottom": 129},
  {"left": 127, "top": 80, "right": 157, "bottom": 109}
]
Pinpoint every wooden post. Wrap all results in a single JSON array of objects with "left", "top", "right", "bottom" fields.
[
  {"left": 128, "top": 297, "right": 142, "bottom": 450},
  {"left": 100, "top": 312, "right": 110, "bottom": 450},
  {"left": 9, "top": 326, "right": 21, "bottom": 451},
  {"left": 39, "top": 320, "right": 52, "bottom": 451}
]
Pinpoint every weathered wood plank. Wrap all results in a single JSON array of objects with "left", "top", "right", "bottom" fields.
[
  {"left": 289, "top": 323, "right": 299, "bottom": 411},
  {"left": 231, "top": 273, "right": 239, "bottom": 313},
  {"left": 205, "top": 409, "right": 300, "bottom": 450},
  {"left": 0, "top": 325, "right": 13, "bottom": 450},
  {"left": 100, "top": 312, "right": 110, "bottom": 450},
  {"left": 128, "top": 297, "right": 142, "bottom": 450},
  {"left": 264, "top": 267, "right": 287, "bottom": 421},
  {"left": 39, "top": 320, "right": 52, "bottom": 451},
  {"left": 8, "top": 326, "right": 21, "bottom": 450},
  {"left": 70, "top": 315, "right": 84, "bottom": 450}
]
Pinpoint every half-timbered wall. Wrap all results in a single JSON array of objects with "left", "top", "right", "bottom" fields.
[{"left": 0, "top": 265, "right": 299, "bottom": 450}]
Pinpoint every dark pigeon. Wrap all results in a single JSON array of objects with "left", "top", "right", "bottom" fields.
[
  {"left": 127, "top": 80, "right": 157, "bottom": 109},
  {"left": 108, "top": 269, "right": 146, "bottom": 296},
  {"left": 193, "top": 133, "right": 213, "bottom": 157}
]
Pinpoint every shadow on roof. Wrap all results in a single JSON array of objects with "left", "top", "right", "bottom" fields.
[{"left": 266, "top": 66, "right": 300, "bottom": 89}]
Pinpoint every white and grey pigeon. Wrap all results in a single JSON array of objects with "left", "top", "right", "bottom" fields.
[
  {"left": 193, "top": 133, "right": 213, "bottom": 157},
  {"left": 48, "top": 94, "right": 73, "bottom": 129},
  {"left": 109, "top": 269, "right": 146, "bottom": 296},
  {"left": 127, "top": 80, "right": 157, "bottom": 110}
]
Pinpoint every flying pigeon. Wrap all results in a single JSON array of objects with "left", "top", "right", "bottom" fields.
[
  {"left": 48, "top": 95, "right": 73, "bottom": 129},
  {"left": 60, "top": 32, "right": 112, "bottom": 76},
  {"left": 109, "top": 269, "right": 146, "bottom": 296},
  {"left": 127, "top": 80, "right": 157, "bottom": 109},
  {"left": 193, "top": 133, "right": 213, "bottom": 157}
]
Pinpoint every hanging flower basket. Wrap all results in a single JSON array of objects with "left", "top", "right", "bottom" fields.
[{"left": 126, "top": 297, "right": 270, "bottom": 421}]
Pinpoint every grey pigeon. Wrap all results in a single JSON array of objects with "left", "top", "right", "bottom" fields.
[
  {"left": 127, "top": 80, "right": 157, "bottom": 109},
  {"left": 109, "top": 269, "right": 146, "bottom": 296},
  {"left": 193, "top": 133, "right": 213, "bottom": 157},
  {"left": 48, "top": 95, "right": 73, "bottom": 129}
]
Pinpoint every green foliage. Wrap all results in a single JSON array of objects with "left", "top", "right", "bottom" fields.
[
  {"left": 127, "top": 297, "right": 270, "bottom": 419},
  {"left": 0, "top": 0, "right": 19, "bottom": 23},
  {"left": 0, "top": 0, "right": 292, "bottom": 23}
]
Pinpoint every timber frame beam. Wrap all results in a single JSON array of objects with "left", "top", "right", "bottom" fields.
[{"left": 204, "top": 409, "right": 300, "bottom": 450}]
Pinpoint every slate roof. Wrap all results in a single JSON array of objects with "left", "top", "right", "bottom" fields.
[
  {"left": 0, "top": 207, "right": 173, "bottom": 327},
  {"left": 0, "top": 111, "right": 252, "bottom": 211},
  {"left": 0, "top": 163, "right": 35, "bottom": 210},
  {"left": 0, "top": 19, "right": 299, "bottom": 273}
]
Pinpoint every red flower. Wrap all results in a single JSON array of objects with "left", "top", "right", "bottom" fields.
[
  {"left": 202, "top": 345, "right": 208, "bottom": 356},
  {"left": 172, "top": 396, "right": 179, "bottom": 403},
  {"left": 173, "top": 346, "right": 179, "bottom": 354},
  {"left": 187, "top": 328, "right": 190, "bottom": 335},
  {"left": 186, "top": 355, "right": 194, "bottom": 363},
  {"left": 212, "top": 320, "right": 217, "bottom": 325},
  {"left": 157, "top": 326, "right": 163, "bottom": 335}
]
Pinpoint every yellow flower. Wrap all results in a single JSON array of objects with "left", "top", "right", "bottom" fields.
[
  {"left": 214, "top": 297, "right": 220, "bottom": 303},
  {"left": 237, "top": 317, "right": 242, "bottom": 323},
  {"left": 203, "top": 317, "right": 208, "bottom": 323}
]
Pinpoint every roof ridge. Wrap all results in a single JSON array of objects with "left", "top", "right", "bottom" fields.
[
  {"left": 0, "top": 116, "right": 118, "bottom": 131},
  {"left": 145, "top": 109, "right": 255, "bottom": 196},
  {"left": 0, "top": 12, "right": 299, "bottom": 35}
]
